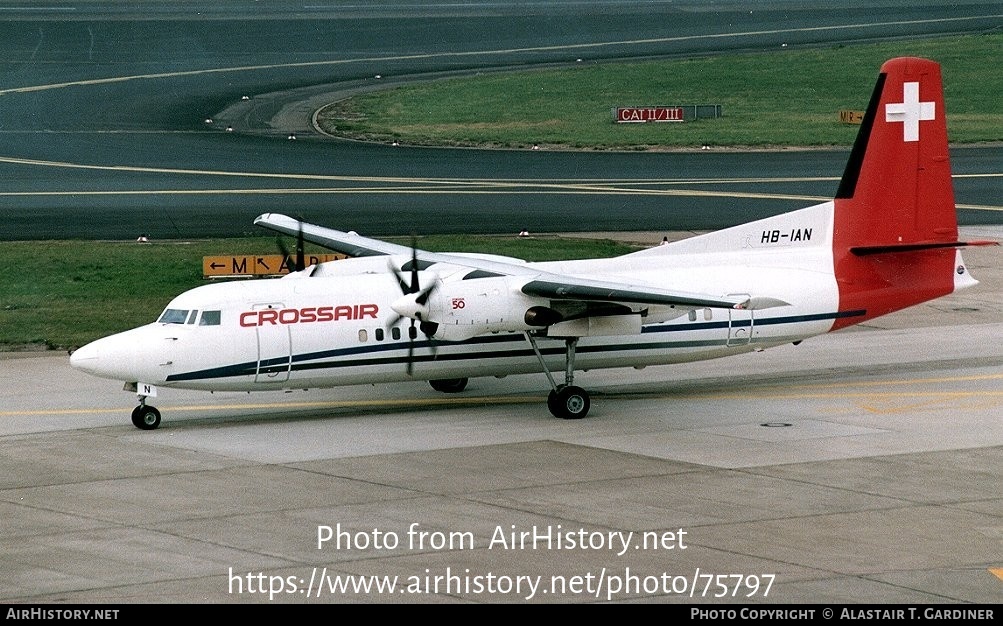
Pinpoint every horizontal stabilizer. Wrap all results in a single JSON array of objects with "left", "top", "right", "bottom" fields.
[{"left": 851, "top": 240, "right": 999, "bottom": 256}]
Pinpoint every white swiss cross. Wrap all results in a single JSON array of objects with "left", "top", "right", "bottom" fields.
[{"left": 885, "top": 81, "right": 935, "bottom": 142}]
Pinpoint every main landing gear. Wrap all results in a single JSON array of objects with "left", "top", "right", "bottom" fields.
[
  {"left": 131, "top": 397, "right": 161, "bottom": 430},
  {"left": 429, "top": 378, "right": 468, "bottom": 393},
  {"left": 525, "top": 333, "right": 590, "bottom": 420}
]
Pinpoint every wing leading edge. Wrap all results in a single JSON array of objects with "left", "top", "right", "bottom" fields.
[{"left": 254, "top": 212, "right": 412, "bottom": 258}]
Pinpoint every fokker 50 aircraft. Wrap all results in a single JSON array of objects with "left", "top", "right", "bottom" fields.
[{"left": 71, "top": 57, "right": 996, "bottom": 430}]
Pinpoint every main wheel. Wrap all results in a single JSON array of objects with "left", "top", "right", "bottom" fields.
[
  {"left": 549, "top": 385, "right": 590, "bottom": 420},
  {"left": 131, "top": 405, "right": 162, "bottom": 430},
  {"left": 429, "top": 378, "right": 468, "bottom": 393},
  {"left": 547, "top": 386, "right": 563, "bottom": 415}
]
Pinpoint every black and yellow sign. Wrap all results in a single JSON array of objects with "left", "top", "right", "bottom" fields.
[
  {"left": 203, "top": 254, "right": 346, "bottom": 277},
  {"left": 838, "top": 110, "right": 865, "bottom": 124}
]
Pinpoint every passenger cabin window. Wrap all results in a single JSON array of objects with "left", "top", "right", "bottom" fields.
[
  {"left": 358, "top": 329, "right": 368, "bottom": 342},
  {"left": 158, "top": 309, "right": 189, "bottom": 324},
  {"left": 375, "top": 328, "right": 385, "bottom": 341},
  {"left": 199, "top": 310, "right": 221, "bottom": 326}
]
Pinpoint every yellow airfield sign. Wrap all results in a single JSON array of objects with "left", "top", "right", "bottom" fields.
[
  {"left": 838, "top": 109, "right": 865, "bottom": 124},
  {"left": 202, "top": 254, "right": 346, "bottom": 277}
]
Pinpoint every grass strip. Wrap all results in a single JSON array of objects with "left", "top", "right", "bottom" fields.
[{"left": 318, "top": 34, "right": 1003, "bottom": 149}]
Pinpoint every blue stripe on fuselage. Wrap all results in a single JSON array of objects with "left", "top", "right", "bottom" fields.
[{"left": 165, "top": 310, "right": 865, "bottom": 383}]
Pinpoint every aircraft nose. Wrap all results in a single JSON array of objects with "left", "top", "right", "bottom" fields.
[
  {"left": 69, "top": 331, "right": 154, "bottom": 381},
  {"left": 69, "top": 341, "right": 101, "bottom": 374}
]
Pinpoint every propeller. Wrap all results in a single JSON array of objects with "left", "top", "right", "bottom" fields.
[
  {"left": 388, "top": 242, "right": 420, "bottom": 298},
  {"left": 386, "top": 239, "right": 439, "bottom": 375},
  {"left": 277, "top": 217, "right": 306, "bottom": 273}
]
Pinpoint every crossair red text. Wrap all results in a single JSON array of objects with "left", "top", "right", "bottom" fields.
[{"left": 239, "top": 304, "right": 379, "bottom": 327}]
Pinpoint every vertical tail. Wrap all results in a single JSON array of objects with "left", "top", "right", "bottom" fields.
[{"left": 830, "top": 57, "right": 988, "bottom": 330}]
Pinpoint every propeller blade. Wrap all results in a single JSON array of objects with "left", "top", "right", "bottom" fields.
[
  {"left": 387, "top": 235, "right": 431, "bottom": 376},
  {"left": 385, "top": 312, "right": 403, "bottom": 329},
  {"left": 388, "top": 241, "right": 421, "bottom": 295},
  {"left": 406, "top": 319, "right": 418, "bottom": 376},
  {"left": 419, "top": 321, "right": 439, "bottom": 363},
  {"left": 276, "top": 217, "right": 307, "bottom": 273},
  {"left": 388, "top": 260, "right": 410, "bottom": 295},
  {"left": 295, "top": 221, "right": 305, "bottom": 272},
  {"left": 406, "top": 335, "right": 415, "bottom": 376},
  {"left": 409, "top": 239, "right": 420, "bottom": 293},
  {"left": 276, "top": 236, "right": 296, "bottom": 273},
  {"left": 415, "top": 281, "right": 437, "bottom": 307}
]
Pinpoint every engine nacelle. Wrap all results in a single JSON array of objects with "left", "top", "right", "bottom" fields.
[{"left": 424, "top": 276, "right": 552, "bottom": 342}]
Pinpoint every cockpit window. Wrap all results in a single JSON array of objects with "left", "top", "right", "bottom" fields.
[
  {"left": 199, "top": 310, "right": 221, "bottom": 326},
  {"left": 186, "top": 310, "right": 199, "bottom": 325},
  {"left": 158, "top": 309, "right": 189, "bottom": 324}
]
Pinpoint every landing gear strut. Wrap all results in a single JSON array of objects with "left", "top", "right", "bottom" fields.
[
  {"left": 525, "top": 333, "right": 590, "bottom": 419},
  {"left": 131, "top": 397, "right": 161, "bottom": 430}
]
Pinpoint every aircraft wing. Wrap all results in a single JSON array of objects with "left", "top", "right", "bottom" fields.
[
  {"left": 257, "top": 212, "right": 547, "bottom": 273},
  {"left": 254, "top": 213, "right": 414, "bottom": 258},
  {"left": 520, "top": 278, "right": 748, "bottom": 310},
  {"left": 254, "top": 213, "right": 758, "bottom": 311}
]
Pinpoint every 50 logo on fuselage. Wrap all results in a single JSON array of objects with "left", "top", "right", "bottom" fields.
[{"left": 239, "top": 304, "right": 379, "bottom": 327}]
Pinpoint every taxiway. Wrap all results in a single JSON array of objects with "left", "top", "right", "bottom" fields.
[{"left": 1, "top": 229, "right": 1000, "bottom": 603}]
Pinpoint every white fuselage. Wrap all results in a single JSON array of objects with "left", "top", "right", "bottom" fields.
[{"left": 70, "top": 202, "right": 848, "bottom": 392}]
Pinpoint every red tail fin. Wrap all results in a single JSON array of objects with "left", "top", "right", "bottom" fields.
[{"left": 831, "top": 57, "right": 968, "bottom": 329}]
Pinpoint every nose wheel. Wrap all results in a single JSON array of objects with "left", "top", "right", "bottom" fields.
[{"left": 131, "top": 403, "right": 161, "bottom": 430}]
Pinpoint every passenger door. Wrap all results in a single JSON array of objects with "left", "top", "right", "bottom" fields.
[{"left": 252, "top": 302, "right": 291, "bottom": 383}]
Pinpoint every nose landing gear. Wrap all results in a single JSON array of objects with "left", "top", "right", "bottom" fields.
[{"left": 131, "top": 397, "right": 161, "bottom": 430}]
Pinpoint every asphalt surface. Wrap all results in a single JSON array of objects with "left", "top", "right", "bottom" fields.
[
  {"left": 0, "top": 1, "right": 1000, "bottom": 239},
  {"left": 1, "top": 228, "right": 1001, "bottom": 604}
]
